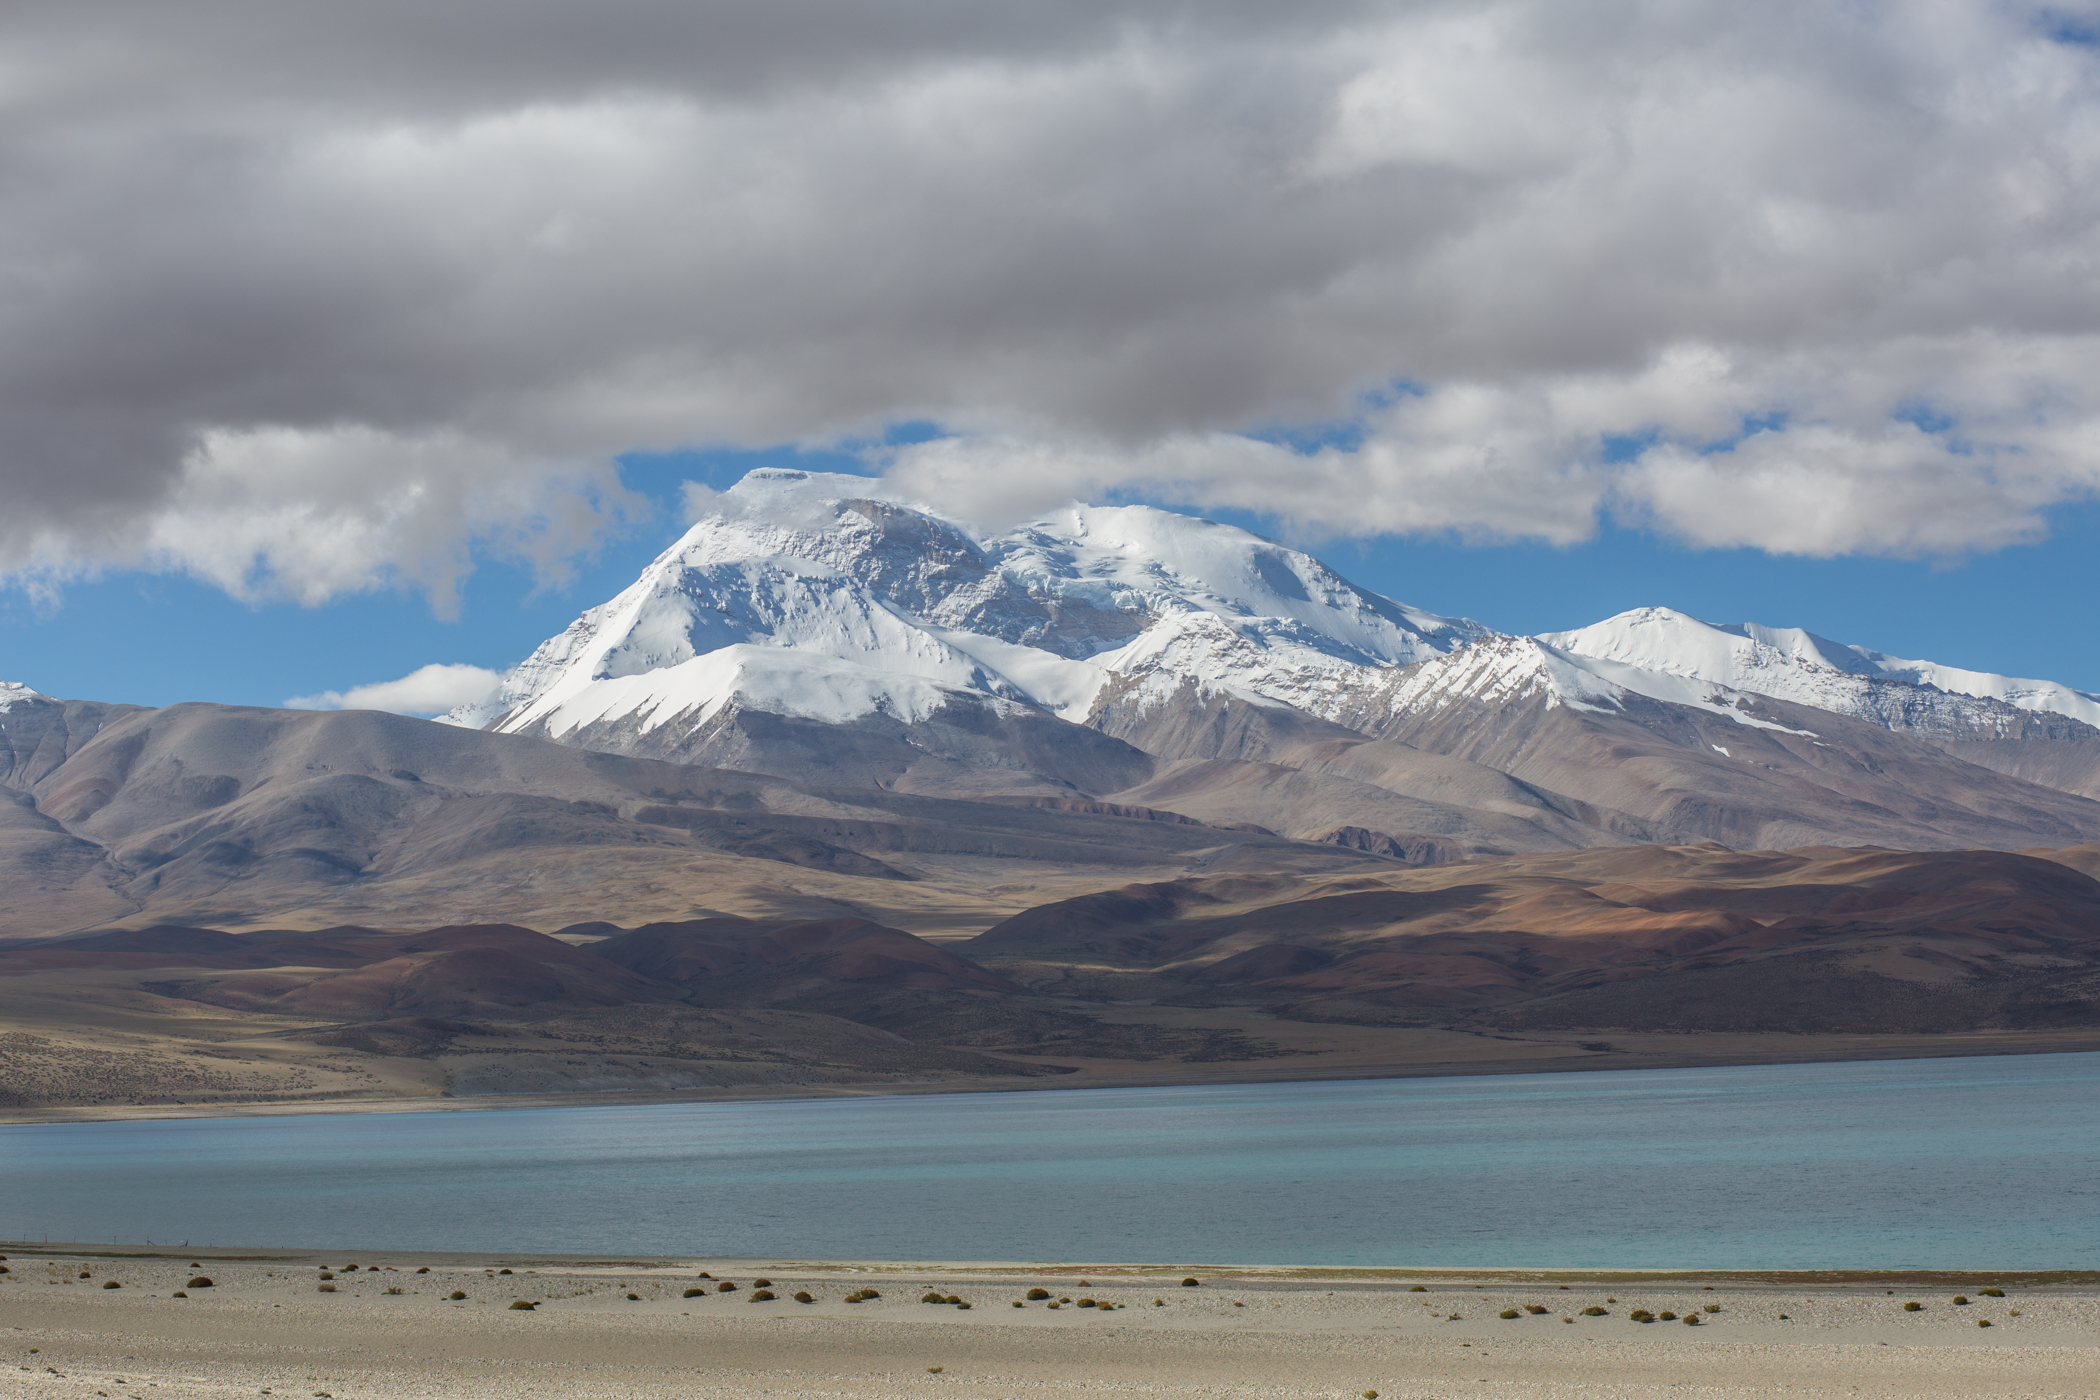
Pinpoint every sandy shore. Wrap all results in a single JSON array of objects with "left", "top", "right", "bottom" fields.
[{"left": 3, "top": 1247, "right": 2096, "bottom": 1400}]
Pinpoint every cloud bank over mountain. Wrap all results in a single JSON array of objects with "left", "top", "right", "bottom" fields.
[
  {"left": 285, "top": 662, "right": 503, "bottom": 716},
  {"left": 6, "top": 1, "right": 2099, "bottom": 606}
]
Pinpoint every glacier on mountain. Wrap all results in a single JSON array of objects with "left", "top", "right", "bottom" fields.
[
  {"left": 1330, "top": 633, "right": 1822, "bottom": 737},
  {"left": 450, "top": 469, "right": 2098, "bottom": 755},
  {"left": 453, "top": 467, "right": 1488, "bottom": 739}
]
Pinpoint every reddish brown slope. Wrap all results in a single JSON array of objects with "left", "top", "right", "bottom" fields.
[{"left": 967, "top": 845, "right": 2100, "bottom": 1032}]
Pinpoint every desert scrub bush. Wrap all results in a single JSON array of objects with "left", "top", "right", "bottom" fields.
[
  {"left": 1981, "top": 1287, "right": 2005, "bottom": 1297},
  {"left": 845, "top": 1289, "right": 878, "bottom": 1303},
  {"left": 1581, "top": 1306, "right": 1607, "bottom": 1316},
  {"left": 957, "top": 1302, "right": 973, "bottom": 1310},
  {"left": 1704, "top": 1304, "right": 1719, "bottom": 1313},
  {"left": 1363, "top": 1392, "right": 1379, "bottom": 1399},
  {"left": 102, "top": 1280, "right": 121, "bottom": 1289},
  {"left": 1499, "top": 1308, "right": 1521, "bottom": 1319},
  {"left": 626, "top": 1292, "right": 640, "bottom": 1301},
  {"left": 497, "top": 1269, "right": 512, "bottom": 1275},
  {"left": 78, "top": 1270, "right": 91, "bottom": 1278},
  {"left": 944, "top": 1294, "right": 963, "bottom": 1305},
  {"left": 384, "top": 1286, "right": 403, "bottom": 1295},
  {"left": 717, "top": 1281, "right": 738, "bottom": 1292},
  {"left": 1953, "top": 1295, "right": 1971, "bottom": 1305},
  {"left": 508, "top": 1300, "right": 536, "bottom": 1310},
  {"left": 753, "top": 1278, "right": 772, "bottom": 1287},
  {"left": 683, "top": 1288, "right": 705, "bottom": 1298},
  {"left": 1525, "top": 1304, "right": 1549, "bottom": 1314},
  {"left": 172, "top": 1291, "right": 187, "bottom": 1298},
  {"left": 1012, "top": 1300, "right": 1024, "bottom": 1308},
  {"left": 416, "top": 1267, "right": 430, "bottom": 1274},
  {"left": 318, "top": 1271, "right": 334, "bottom": 1280},
  {"left": 1027, "top": 1288, "right": 1051, "bottom": 1300},
  {"left": 1978, "top": 1318, "right": 1992, "bottom": 1327},
  {"left": 1409, "top": 1285, "right": 1427, "bottom": 1292},
  {"left": 1681, "top": 1313, "right": 1701, "bottom": 1325},
  {"left": 449, "top": 1291, "right": 467, "bottom": 1300},
  {"left": 1903, "top": 1301, "right": 1922, "bottom": 1311},
  {"left": 750, "top": 1289, "right": 776, "bottom": 1302},
  {"left": 318, "top": 1284, "right": 336, "bottom": 1293},
  {"left": 1077, "top": 1298, "right": 1097, "bottom": 1308},
  {"left": 1628, "top": 1310, "right": 1653, "bottom": 1322},
  {"left": 1656, "top": 1311, "right": 1675, "bottom": 1320},
  {"left": 1182, "top": 1277, "right": 1200, "bottom": 1287},
  {"left": 922, "top": 1292, "right": 945, "bottom": 1304}
]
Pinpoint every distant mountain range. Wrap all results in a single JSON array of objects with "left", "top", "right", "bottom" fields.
[
  {"left": 10, "top": 483, "right": 2100, "bottom": 1105},
  {"left": 9, "top": 467, "right": 2100, "bottom": 949},
  {"left": 439, "top": 467, "right": 2100, "bottom": 855}
]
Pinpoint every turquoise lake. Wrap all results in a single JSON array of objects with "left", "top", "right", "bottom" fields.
[{"left": 5, "top": 1052, "right": 2098, "bottom": 1268}]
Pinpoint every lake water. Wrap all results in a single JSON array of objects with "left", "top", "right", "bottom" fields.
[{"left": 5, "top": 1052, "right": 2098, "bottom": 1268}]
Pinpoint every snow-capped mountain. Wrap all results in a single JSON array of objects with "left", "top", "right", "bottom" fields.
[
  {"left": 440, "top": 466, "right": 2100, "bottom": 856},
  {"left": 458, "top": 470, "right": 2100, "bottom": 762},
  {"left": 451, "top": 467, "right": 1488, "bottom": 744},
  {"left": 0, "top": 681, "right": 46, "bottom": 713},
  {"left": 1334, "top": 613, "right": 2094, "bottom": 746},
  {"left": 1541, "top": 607, "right": 2100, "bottom": 731}
]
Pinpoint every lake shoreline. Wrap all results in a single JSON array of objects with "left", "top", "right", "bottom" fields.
[
  {"left": 7, "top": 1027, "right": 2100, "bottom": 1127},
  {"left": 8, "top": 1242, "right": 2100, "bottom": 1286}
]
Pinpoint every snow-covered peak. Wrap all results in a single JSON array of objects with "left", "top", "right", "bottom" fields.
[
  {"left": 0, "top": 680, "right": 48, "bottom": 712},
  {"left": 1543, "top": 607, "right": 2100, "bottom": 729},
  {"left": 458, "top": 468, "right": 1488, "bottom": 740}
]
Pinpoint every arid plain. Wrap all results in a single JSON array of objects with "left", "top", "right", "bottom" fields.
[{"left": 5, "top": 1248, "right": 2099, "bottom": 1400}]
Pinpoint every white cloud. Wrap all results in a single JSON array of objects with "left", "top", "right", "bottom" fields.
[
  {"left": 2, "top": 1, "right": 2098, "bottom": 595},
  {"left": 286, "top": 662, "right": 504, "bottom": 716}
]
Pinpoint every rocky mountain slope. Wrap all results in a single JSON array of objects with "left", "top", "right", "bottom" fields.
[{"left": 0, "top": 689, "right": 1384, "bottom": 940}]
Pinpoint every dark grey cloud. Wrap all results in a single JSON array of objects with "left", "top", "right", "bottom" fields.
[{"left": 3, "top": 1, "right": 2098, "bottom": 606}]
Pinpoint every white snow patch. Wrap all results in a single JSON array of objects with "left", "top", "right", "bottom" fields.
[
  {"left": 0, "top": 680, "right": 47, "bottom": 712},
  {"left": 510, "top": 644, "right": 983, "bottom": 738}
]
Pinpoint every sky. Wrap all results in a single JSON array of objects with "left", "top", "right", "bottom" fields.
[{"left": 4, "top": 1, "right": 2100, "bottom": 710}]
